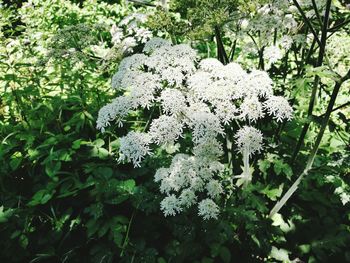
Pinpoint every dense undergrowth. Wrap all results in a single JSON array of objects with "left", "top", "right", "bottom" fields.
[{"left": 0, "top": 0, "right": 350, "bottom": 262}]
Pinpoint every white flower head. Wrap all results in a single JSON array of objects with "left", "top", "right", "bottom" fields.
[
  {"left": 143, "top": 37, "right": 172, "bottom": 54},
  {"left": 154, "top": 168, "right": 170, "bottom": 182},
  {"left": 188, "top": 111, "right": 224, "bottom": 143},
  {"left": 96, "top": 96, "right": 132, "bottom": 131},
  {"left": 214, "top": 100, "right": 238, "bottom": 124},
  {"left": 148, "top": 115, "right": 183, "bottom": 145},
  {"left": 159, "top": 89, "right": 187, "bottom": 115},
  {"left": 206, "top": 180, "right": 223, "bottom": 199},
  {"left": 125, "top": 72, "right": 161, "bottom": 108},
  {"left": 160, "top": 194, "right": 182, "bottom": 216},
  {"left": 198, "top": 199, "right": 219, "bottom": 220},
  {"left": 134, "top": 27, "right": 152, "bottom": 43},
  {"left": 110, "top": 24, "right": 124, "bottom": 44},
  {"left": 179, "top": 189, "right": 197, "bottom": 208},
  {"left": 187, "top": 71, "right": 213, "bottom": 99},
  {"left": 234, "top": 126, "right": 263, "bottom": 156},
  {"left": 193, "top": 138, "right": 223, "bottom": 161},
  {"left": 263, "top": 96, "right": 293, "bottom": 122},
  {"left": 159, "top": 67, "right": 185, "bottom": 87},
  {"left": 121, "top": 37, "right": 137, "bottom": 53},
  {"left": 264, "top": 45, "right": 283, "bottom": 63},
  {"left": 198, "top": 58, "right": 224, "bottom": 73},
  {"left": 244, "top": 70, "right": 273, "bottom": 98},
  {"left": 119, "top": 131, "right": 152, "bottom": 167},
  {"left": 239, "top": 96, "right": 264, "bottom": 122},
  {"left": 279, "top": 35, "right": 293, "bottom": 50}
]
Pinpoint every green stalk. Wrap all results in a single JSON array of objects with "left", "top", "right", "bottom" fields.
[
  {"left": 291, "top": 0, "right": 332, "bottom": 162},
  {"left": 270, "top": 69, "right": 350, "bottom": 218},
  {"left": 292, "top": 0, "right": 321, "bottom": 47},
  {"left": 214, "top": 26, "right": 229, "bottom": 65}
]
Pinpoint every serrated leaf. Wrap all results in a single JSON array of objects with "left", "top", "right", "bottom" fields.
[
  {"left": 0, "top": 206, "right": 14, "bottom": 223},
  {"left": 270, "top": 246, "right": 291, "bottom": 262}
]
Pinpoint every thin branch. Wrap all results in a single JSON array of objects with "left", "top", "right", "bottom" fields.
[
  {"left": 328, "top": 19, "right": 350, "bottom": 32},
  {"left": 126, "top": 0, "right": 156, "bottom": 7},
  {"left": 270, "top": 69, "right": 350, "bottom": 218},
  {"left": 311, "top": 0, "right": 322, "bottom": 25},
  {"left": 292, "top": 0, "right": 322, "bottom": 47},
  {"left": 214, "top": 26, "right": 229, "bottom": 64},
  {"left": 320, "top": 101, "right": 350, "bottom": 117},
  {"left": 228, "top": 39, "right": 237, "bottom": 62},
  {"left": 291, "top": 0, "right": 332, "bottom": 162}
]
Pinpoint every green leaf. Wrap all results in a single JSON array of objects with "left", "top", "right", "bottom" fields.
[
  {"left": 269, "top": 246, "right": 291, "bottom": 262},
  {"left": 10, "top": 151, "right": 23, "bottom": 170},
  {"left": 28, "top": 190, "right": 55, "bottom": 206},
  {"left": 306, "top": 66, "right": 341, "bottom": 81},
  {"left": 0, "top": 206, "right": 15, "bottom": 223},
  {"left": 219, "top": 247, "right": 231, "bottom": 263},
  {"left": 45, "top": 161, "right": 61, "bottom": 177},
  {"left": 86, "top": 219, "right": 100, "bottom": 237},
  {"left": 260, "top": 184, "right": 283, "bottom": 201},
  {"left": 93, "top": 139, "right": 105, "bottom": 148},
  {"left": 19, "top": 234, "right": 29, "bottom": 249},
  {"left": 119, "top": 179, "right": 136, "bottom": 193}
]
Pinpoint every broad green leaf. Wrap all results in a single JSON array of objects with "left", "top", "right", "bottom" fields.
[{"left": 0, "top": 206, "right": 14, "bottom": 223}]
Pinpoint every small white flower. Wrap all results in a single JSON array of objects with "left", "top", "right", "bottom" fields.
[
  {"left": 119, "top": 131, "right": 152, "bottom": 167},
  {"left": 263, "top": 96, "right": 293, "bottom": 122},
  {"left": 148, "top": 115, "right": 183, "bottom": 145},
  {"left": 159, "top": 89, "right": 187, "bottom": 115},
  {"left": 239, "top": 96, "right": 264, "bottom": 122},
  {"left": 264, "top": 45, "right": 283, "bottom": 63},
  {"left": 143, "top": 37, "right": 172, "bottom": 54},
  {"left": 206, "top": 180, "right": 223, "bottom": 199},
  {"left": 179, "top": 189, "right": 197, "bottom": 208},
  {"left": 96, "top": 96, "right": 132, "bottom": 131},
  {"left": 235, "top": 126, "right": 263, "bottom": 156},
  {"left": 160, "top": 195, "right": 182, "bottom": 216},
  {"left": 198, "top": 199, "right": 219, "bottom": 220}
]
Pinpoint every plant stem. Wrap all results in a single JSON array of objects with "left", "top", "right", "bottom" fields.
[
  {"left": 311, "top": 0, "right": 322, "bottom": 26},
  {"left": 292, "top": 0, "right": 321, "bottom": 47},
  {"left": 270, "top": 69, "right": 350, "bottom": 218},
  {"left": 214, "top": 26, "right": 229, "bottom": 64},
  {"left": 291, "top": 0, "right": 331, "bottom": 162}
]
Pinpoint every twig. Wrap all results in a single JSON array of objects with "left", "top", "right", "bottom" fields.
[
  {"left": 291, "top": 0, "right": 332, "bottom": 162},
  {"left": 292, "top": 0, "right": 321, "bottom": 47},
  {"left": 270, "top": 68, "right": 350, "bottom": 218}
]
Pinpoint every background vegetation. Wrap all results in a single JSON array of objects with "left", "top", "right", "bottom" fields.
[{"left": 0, "top": 0, "right": 349, "bottom": 262}]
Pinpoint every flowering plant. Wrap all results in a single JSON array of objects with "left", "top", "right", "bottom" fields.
[{"left": 97, "top": 37, "right": 293, "bottom": 219}]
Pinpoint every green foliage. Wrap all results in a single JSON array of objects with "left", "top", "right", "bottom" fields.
[{"left": 1, "top": 0, "right": 350, "bottom": 262}]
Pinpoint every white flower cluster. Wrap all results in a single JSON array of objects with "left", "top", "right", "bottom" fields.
[
  {"left": 233, "top": 126, "right": 263, "bottom": 187},
  {"left": 97, "top": 37, "right": 294, "bottom": 219},
  {"left": 228, "top": 0, "right": 298, "bottom": 67},
  {"left": 156, "top": 140, "right": 224, "bottom": 220},
  {"left": 235, "top": 126, "right": 263, "bottom": 156},
  {"left": 110, "top": 13, "right": 152, "bottom": 54}
]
